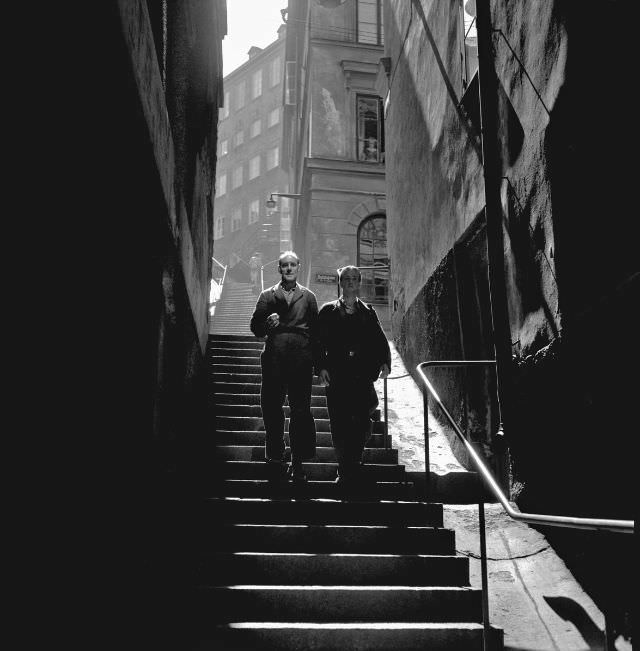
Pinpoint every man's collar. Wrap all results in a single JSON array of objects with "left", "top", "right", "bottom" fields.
[{"left": 280, "top": 281, "right": 298, "bottom": 292}]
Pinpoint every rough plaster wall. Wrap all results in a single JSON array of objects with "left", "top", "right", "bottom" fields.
[
  {"left": 492, "top": 0, "right": 564, "bottom": 355},
  {"left": 311, "top": 47, "right": 348, "bottom": 159},
  {"left": 385, "top": 0, "right": 485, "bottom": 333}
]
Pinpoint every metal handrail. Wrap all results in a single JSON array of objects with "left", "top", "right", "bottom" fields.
[
  {"left": 212, "top": 256, "right": 227, "bottom": 288},
  {"left": 416, "top": 360, "right": 633, "bottom": 651},
  {"left": 260, "top": 259, "right": 280, "bottom": 292},
  {"left": 416, "top": 360, "right": 634, "bottom": 535},
  {"left": 210, "top": 257, "right": 227, "bottom": 312}
]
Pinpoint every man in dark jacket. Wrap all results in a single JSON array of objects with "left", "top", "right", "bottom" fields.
[
  {"left": 317, "top": 265, "right": 391, "bottom": 490},
  {"left": 250, "top": 251, "right": 319, "bottom": 486}
]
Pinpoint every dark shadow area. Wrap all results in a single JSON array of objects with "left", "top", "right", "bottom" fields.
[{"left": 544, "top": 596, "right": 605, "bottom": 650}]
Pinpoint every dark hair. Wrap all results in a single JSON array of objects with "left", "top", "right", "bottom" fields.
[{"left": 337, "top": 265, "right": 361, "bottom": 282}]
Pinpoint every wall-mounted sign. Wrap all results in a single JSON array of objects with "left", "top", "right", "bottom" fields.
[{"left": 316, "top": 272, "right": 337, "bottom": 284}]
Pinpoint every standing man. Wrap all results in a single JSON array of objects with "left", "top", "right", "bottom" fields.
[
  {"left": 317, "top": 265, "right": 391, "bottom": 492},
  {"left": 250, "top": 251, "right": 319, "bottom": 487}
]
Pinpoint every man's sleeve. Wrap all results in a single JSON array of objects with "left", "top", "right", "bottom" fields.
[
  {"left": 250, "top": 292, "right": 270, "bottom": 338},
  {"left": 314, "top": 304, "right": 331, "bottom": 374}
]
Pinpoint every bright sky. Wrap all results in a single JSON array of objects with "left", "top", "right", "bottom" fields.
[{"left": 223, "top": 0, "right": 288, "bottom": 76}]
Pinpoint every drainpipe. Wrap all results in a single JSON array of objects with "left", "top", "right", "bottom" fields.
[{"left": 475, "top": 0, "right": 511, "bottom": 487}]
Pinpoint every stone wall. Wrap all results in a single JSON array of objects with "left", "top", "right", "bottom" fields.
[{"left": 384, "top": 0, "right": 636, "bottom": 510}]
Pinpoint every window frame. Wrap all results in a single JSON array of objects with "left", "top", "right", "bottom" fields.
[
  {"left": 215, "top": 172, "right": 227, "bottom": 197},
  {"left": 356, "top": 213, "right": 388, "bottom": 305},
  {"left": 249, "top": 155, "right": 261, "bottom": 179},
  {"left": 250, "top": 119, "right": 262, "bottom": 139},
  {"left": 356, "top": 0, "right": 384, "bottom": 46},
  {"left": 355, "top": 93, "right": 384, "bottom": 163},
  {"left": 251, "top": 69, "right": 263, "bottom": 99}
]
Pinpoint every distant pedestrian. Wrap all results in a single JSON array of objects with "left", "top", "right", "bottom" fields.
[
  {"left": 317, "top": 265, "right": 390, "bottom": 492},
  {"left": 250, "top": 251, "right": 319, "bottom": 488}
]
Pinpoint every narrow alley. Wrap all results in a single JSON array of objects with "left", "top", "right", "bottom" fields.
[{"left": 60, "top": 2, "right": 636, "bottom": 650}]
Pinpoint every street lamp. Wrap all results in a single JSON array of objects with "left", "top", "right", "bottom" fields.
[{"left": 265, "top": 192, "right": 303, "bottom": 209}]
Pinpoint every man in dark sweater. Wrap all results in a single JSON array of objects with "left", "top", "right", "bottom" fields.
[
  {"left": 250, "top": 251, "right": 319, "bottom": 486},
  {"left": 317, "top": 265, "right": 391, "bottom": 491}
]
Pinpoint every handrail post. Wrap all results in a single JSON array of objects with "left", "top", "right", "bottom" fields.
[
  {"left": 383, "top": 377, "right": 389, "bottom": 449},
  {"left": 478, "top": 501, "right": 491, "bottom": 650},
  {"left": 423, "top": 388, "right": 431, "bottom": 500}
]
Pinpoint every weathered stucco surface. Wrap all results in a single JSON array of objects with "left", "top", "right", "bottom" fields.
[{"left": 383, "top": 0, "right": 635, "bottom": 635}]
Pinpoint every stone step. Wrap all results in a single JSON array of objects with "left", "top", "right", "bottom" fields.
[
  {"left": 200, "top": 523, "right": 454, "bottom": 554},
  {"left": 193, "top": 585, "right": 482, "bottom": 624},
  {"left": 214, "top": 415, "right": 385, "bottom": 433},
  {"left": 209, "top": 334, "right": 258, "bottom": 343},
  {"left": 201, "top": 497, "right": 442, "bottom": 527},
  {"left": 215, "top": 445, "right": 397, "bottom": 464},
  {"left": 214, "top": 430, "right": 390, "bottom": 448},
  {"left": 212, "top": 372, "right": 264, "bottom": 384},
  {"left": 192, "top": 623, "right": 502, "bottom": 651},
  {"left": 210, "top": 354, "right": 261, "bottom": 365},
  {"left": 215, "top": 461, "right": 404, "bottom": 481},
  {"left": 212, "top": 479, "right": 414, "bottom": 501},
  {"left": 210, "top": 363, "right": 260, "bottom": 374},
  {"left": 209, "top": 341, "right": 263, "bottom": 351},
  {"left": 214, "top": 393, "right": 327, "bottom": 407},
  {"left": 215, "top": 403, "right": 381, "bottom": 421},
  {"left": 193, "top": 552, "right": 470, "bottom": 586},
  {"left": 212, "top": 370, "right": 328, "bottom": 386},
  {"left": 212, "top": 382, "right": 326, "bottom": 396}
]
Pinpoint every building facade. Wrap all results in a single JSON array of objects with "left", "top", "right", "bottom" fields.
[
  {"left": 213, "top": 25, "right": 291, "bottom": 288},
  {"left": 283, "top": 0, "right": 389, "bottom": 323}
]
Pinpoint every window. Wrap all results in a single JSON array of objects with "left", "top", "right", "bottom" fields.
[
  {"left": 270, "top": 56, "right": 282, "bottom": 86},
  {"left": 357, "top": 0, "right": 384, "bottom": 45},
  {"left": 214, "top": 215, "right": 226, "bottom": 239},
  {"left": 219, "top": 139, "right": 228, "bottom": 157},
  {"left": 266, "top": 146, "right": 279, "bottom": 170},
  {"left": 236, "top": 81, "right": 246, "bottom": 109},
  {"left": 285, "top": 61, "right": 296, "bottom": 105},
  {"left": 215, "top": 173, "right": 227, "bottom": 197},
  {"left": 356, "top": 95, "right": 384, "bottom": 162},
  {"left": 232, "top": 165, "right": 243, "bottom": 189},
  {"left": 251, "top": 69, "right": 262, "bottom": 98},
  {"left": 267, "top": 107, "right": 280, "bottom": 128},
  {"left": 357, "top": 214, "right": 388, "bottom": 303},
  {"left": 231, "top": 208, "right": 242, "bottom": 231},
  {"left": 220, "top": 91, "right": 230, "bottom": 119},
  {"left": 234, "top": 129, "right": 244, "bottom": 148},
  {"left": 249, "top": 155, "right": 261, "bottom": 179},
  {"left": 250, "top": 119, "right": 261, "bottom": 138},
  {"left": 249, "top": 199, "right": 260, "bottom": 224}
]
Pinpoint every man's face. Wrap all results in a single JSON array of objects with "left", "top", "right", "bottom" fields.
[
  {"left": 279, "top": 255, "right": 299, "bottom": 283},
  {"left": 340, "top": 269, "right": 361, "bottom": 292}
]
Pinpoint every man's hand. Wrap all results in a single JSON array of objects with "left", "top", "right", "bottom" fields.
[
  {"left": 379, "top": 363, "right": 390, "bottom": 379},
  {"left": 266, "top": 313, "right": 280, "bottom": 329},
  {"left": 318, "top": 368, "right": 331, "bottom": 387}
]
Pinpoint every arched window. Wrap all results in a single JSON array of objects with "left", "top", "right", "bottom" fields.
[{"left": 357, "top": 214, "right": 388, "bottom": 304}]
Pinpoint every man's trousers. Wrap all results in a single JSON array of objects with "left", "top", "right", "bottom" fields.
[{"left": 260, "top": 332, "right": 316, "bottom": 462}]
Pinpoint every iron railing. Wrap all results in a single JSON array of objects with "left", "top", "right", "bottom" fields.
[
  {"left": 260, "top": 259, "right": 280, "bottom": 292},
  {"left": 415, "top": 360, "right": 634, "bottom": 651},
  {"left": 209, "top": 256, "right": 227, "bottom": 313}
]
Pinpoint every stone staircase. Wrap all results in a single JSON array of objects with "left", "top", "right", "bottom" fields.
[
  {"left": 188, "top": 333, "right": 503, "bottom": 649},
  {"left": 209, "top": 279, "right": 257, "bottom": 336}
]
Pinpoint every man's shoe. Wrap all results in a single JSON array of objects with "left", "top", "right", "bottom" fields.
[{"left": 288, "top": 464, "right": 308, "bottom": 485}]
